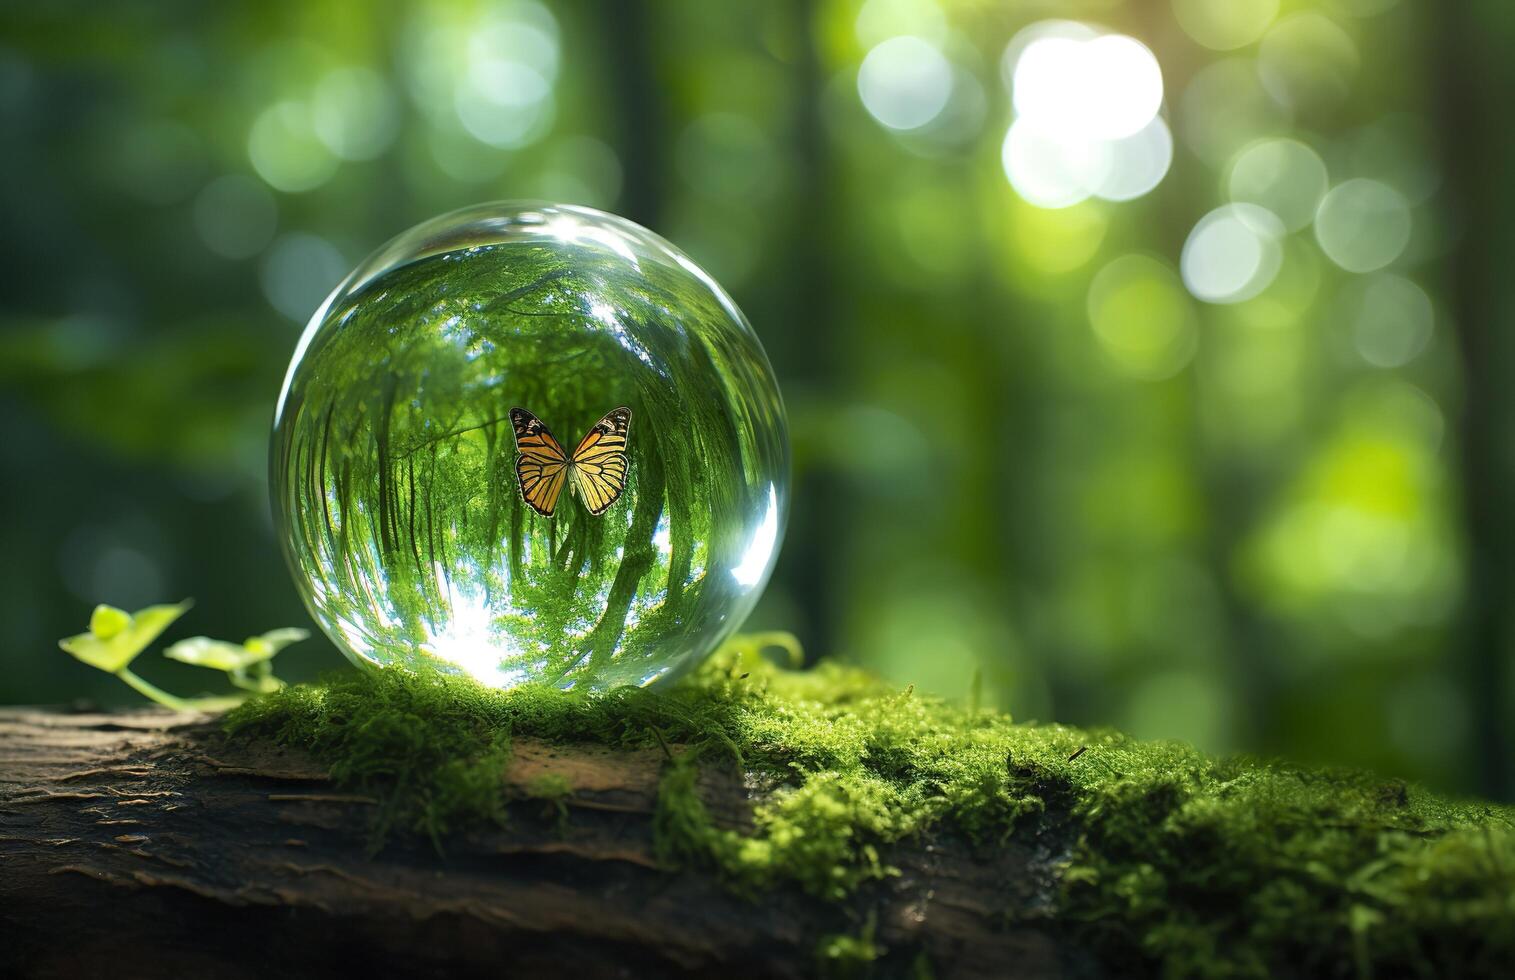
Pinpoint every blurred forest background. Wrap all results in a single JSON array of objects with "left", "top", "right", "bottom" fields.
[{"left": 3, "top": 0, "right": 1513, "bottom": 800}]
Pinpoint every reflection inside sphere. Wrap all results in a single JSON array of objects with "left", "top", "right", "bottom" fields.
[{"left": 271, "top": 203, "right": 789, "bottom": 690}]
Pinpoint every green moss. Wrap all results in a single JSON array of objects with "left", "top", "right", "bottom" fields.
[
  {"left": 815, "top": 916, "right": 882, "bottom": 979},
  {"left": 1061, "top": 744, "right": 1515, "bottom": 977},
  {"left": 226, "top": 646, "right": 1515, "bottom": 977},
  {"left": 521, "top": 771, "right": 574, "bottom": 830},
  {"left": 523, "top": 771, "right": 574, "bottom": 800}
]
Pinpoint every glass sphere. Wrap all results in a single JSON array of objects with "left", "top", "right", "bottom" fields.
[{"left": 271, "top": 203, "right": 789, "bottom": 689}]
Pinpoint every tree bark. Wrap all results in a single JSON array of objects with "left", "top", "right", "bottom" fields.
[
  {"left": 0, "top": 706, "right": 1081, "bottom": 979},
  {"left": 1436, "top": 0, "right": 1515, "bottom": 800}
]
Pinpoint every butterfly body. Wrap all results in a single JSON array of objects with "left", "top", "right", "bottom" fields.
[{"left": 509, "top": 406, "right": 632, "bottom": 517}]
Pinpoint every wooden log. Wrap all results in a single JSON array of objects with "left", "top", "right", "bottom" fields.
[{"left": 0, "top": 706, "right": 1080, "bottom": 979}]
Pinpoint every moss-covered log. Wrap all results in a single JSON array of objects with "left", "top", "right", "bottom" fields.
[
  {"left": 2, "top": 652, "right": 1512, "bottom": 978},
  {"left": 0, "top": 706, "right": 1060, "bottom": 978}
]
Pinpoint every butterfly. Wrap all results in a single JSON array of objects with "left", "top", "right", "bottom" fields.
[{"left": 509, "top": 406, "right": 632, "bottom": 518}]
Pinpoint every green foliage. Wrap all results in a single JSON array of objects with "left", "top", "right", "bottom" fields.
[
  {"left": 59, "top": 600, "right": 306, "bottom": 710},
  {"left": 815, "top": 917, "right": 881, "bottom": 979},
  {"left": 224, "top": 644, "right": 1515, "bottom": 977},
  {"left": 60, "top": 600, "right": 193, "bottom": 674},
  {"left": 165, "top": 627, "right": 309, "bottom": 693}
]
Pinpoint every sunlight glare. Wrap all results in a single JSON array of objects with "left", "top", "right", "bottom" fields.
[
  {"left": 732, "top": 485, "right": 779, "bottom": 587},
  {"left": 1001, "top": 23, "right": 1170, "bottom": 209}
]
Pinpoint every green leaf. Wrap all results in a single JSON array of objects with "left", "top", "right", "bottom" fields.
[
  {"left": 167, "top": 630, "right": 309, "bottom": 675},
  {"left": 242, "top": 627, "right": 311, "bottom": 661},
  {"left": 163, "top": 636, "right": 253, "bottom": 671},
  {"left": 59, "top": 599, "right": 194, "bottom": 674},
  {"left": 166, "top": 627, "right": 309, "bottom": 672},
  {"left": 89, "top": 604, "right": 130, "bottom": 640}
]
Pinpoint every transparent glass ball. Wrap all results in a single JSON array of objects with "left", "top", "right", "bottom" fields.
[{"left": 271, "top": 203, "right": 789, "bottom": 689}]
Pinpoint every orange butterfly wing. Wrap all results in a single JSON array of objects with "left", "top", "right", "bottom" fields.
[
  {"left": 509, "top": 407, "right": 569, "bottom": 517},
  {"left": 569, "top": 407, "right": 632, "bottom": 516}
]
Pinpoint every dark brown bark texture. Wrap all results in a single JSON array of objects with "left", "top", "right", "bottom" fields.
[{"left": 0, "top": 706, "right": 1086, "bottom": 980}]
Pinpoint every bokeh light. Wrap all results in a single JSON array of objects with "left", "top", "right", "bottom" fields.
[
  {"left": 1344, "top": 274, "right": 1434, "bottom": 367},
  {"left": 1000, "top": 117, "right": 1110, "bottom": 209},
  {"left": 1227, "top": 138, "right": 1329, "bottom": 232},
  {"left": 1001, "top": 23, "right": 1170, "bottom": 209},
  {"left": 1243, "top": 376, "right": 1456, "bottom": 639},
  {"left": 1088, "top": 254, "right": 1198, "bottom": 379},
  {"left": 453, "top": 61, "right": 554, "bottom": 149},
  {"left": 1172, "top": 0, "right": 1279, "bottom": 51},
  {"left": 1315, "top": 178, "right": 1412, "bottom": 272},
  {"left": 854, "top": 0, "right": 948, "bottom": 47},
  {"left": 1180, "top": 58, "right": 1290, "bottom": 167},
  {"left": 1097, "top": 117, "right": 1174, "bottom": 202},
  {"left": 248, "top": 101, "right": 339, "bottom": 193},
  {"left": 311, "top": 67, "right": 399, "bottom": 162},
  {"left": 857, "top": 36, "right": 953, "bottom": 132},
  {"left": 1007, "top": 198, "right": 1108, "bottom": 274},
  {"left": 404, "top": 0, "right": 560, "bottom": 151},
  {"left": 1012, "top": 31, "right": 1163, "bottom": 140},
  {"left": 918, "top": 62, "right": 988, "bottom": 149},
  {"left": 1181, "top": 204, "right": 1285, "bottom": 303},
  {"left": 1258, "top": 13, "right": 1360, "bottom": 112}
]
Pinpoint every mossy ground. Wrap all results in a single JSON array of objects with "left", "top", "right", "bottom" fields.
[{"left": 227, "top": 642, "right": 1515, "bottom": 978}]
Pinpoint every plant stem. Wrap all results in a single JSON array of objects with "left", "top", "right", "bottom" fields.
[{"left": 114, "top": 668, "right": 198, "bottom": 711}]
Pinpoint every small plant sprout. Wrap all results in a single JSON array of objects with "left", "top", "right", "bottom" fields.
[
  {"left": 58, "top": 600, "right": 307, "bottom": 711},
  {"left": 164, "top": 628, "right": 308, "bottom": 694},
  {"left": 59, "top": 599, "right": 203, "bottom": 709}
]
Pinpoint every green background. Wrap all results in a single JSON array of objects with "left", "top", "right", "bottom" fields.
[{"left": 2, "top": 0, "right": 1512, "bottom": 800}]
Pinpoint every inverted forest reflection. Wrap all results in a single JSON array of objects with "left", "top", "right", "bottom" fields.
[{"left": 273, "top": 206, "right": 788, "bottom": 688}]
